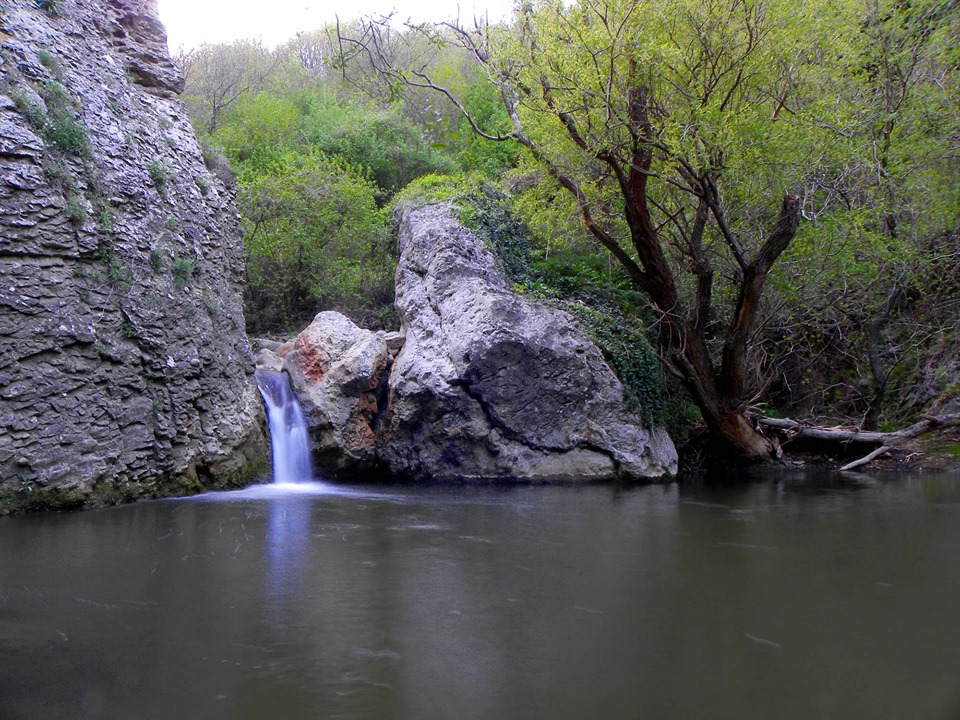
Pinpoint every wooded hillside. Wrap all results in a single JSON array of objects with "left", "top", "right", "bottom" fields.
[{"left": 175, "top": 0, "right": 959, "bottom": 463}]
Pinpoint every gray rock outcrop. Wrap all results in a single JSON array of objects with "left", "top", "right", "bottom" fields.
[
  {"left": 283, "top": 312, "right": 393, "bottom": 474},
  {"left": 0, "top": 0, "right": 265, "bottom": 511},
  {"left": 282, "top": 204, "right": 677, "bottom": 482}
]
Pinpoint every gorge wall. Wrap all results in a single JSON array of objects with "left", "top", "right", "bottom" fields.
[{"left": 0, "top": 0, "right": 266, "bottom": 511}]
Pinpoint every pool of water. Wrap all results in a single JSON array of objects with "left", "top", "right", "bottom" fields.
[{"left": 2, "top": 472, "right": 959, "bottom": 719}]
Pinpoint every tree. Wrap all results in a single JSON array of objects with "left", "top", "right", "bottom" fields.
[
  {"left": 239, "top": 151, "right": 391, "bottom": 332},
  {"left": 298, "top": 96, "right": 456, "bottom": 195},
  {"left": 760, "top": 0, "right": 959, "bottom": 427},
  {"left": 836, "top": 0, "right": 958, "bottom": 429},
  {"left": 339, "top": 0, "right": 830, "bottom": 460},
  {"left": 176, "top": 40, "right": 283, "bottom": 134}
]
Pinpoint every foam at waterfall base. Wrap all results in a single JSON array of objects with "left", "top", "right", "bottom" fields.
[{"left": 188, "top": 480, "right": 407, "bottom": 502}]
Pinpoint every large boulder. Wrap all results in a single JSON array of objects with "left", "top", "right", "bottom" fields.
[
  {"left": 0, "top": 0, "right": 265, "bottom": 511},
  {"left": 283, "top": 312, "right": 393, "bottom": 474},
  {"left": 283, "top": 204, "right": 677, "bottom": 482}
]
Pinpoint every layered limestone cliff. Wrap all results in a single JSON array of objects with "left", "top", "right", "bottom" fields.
[
  {"left": 271, "top": 204, "right": 678, "bottom": 482},
  {"left": 0, "top": 0, "right": 266, "bottom": 511}
]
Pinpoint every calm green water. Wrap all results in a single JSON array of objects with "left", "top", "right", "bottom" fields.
[{"left": 1, "top": 472, "right": 959, "bottom": 720}]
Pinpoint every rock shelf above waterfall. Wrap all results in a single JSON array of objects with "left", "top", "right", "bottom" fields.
[{"left": 260, "top": 204, "right": 678, "bottom": 482}]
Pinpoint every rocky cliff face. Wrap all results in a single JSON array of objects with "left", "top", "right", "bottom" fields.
[
  {"left": 275, "top": 204, "right": 677, "bottom": 482},
  {"left": 0, "top": 0, "right": 266, "bottom": 511}
]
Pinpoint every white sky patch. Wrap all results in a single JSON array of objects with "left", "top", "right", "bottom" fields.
[{"left": 157, "top": 0, "right": 518, "bottom": 52}]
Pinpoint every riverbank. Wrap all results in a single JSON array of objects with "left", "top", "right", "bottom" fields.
[{"left": 776, "top": 433, "right": 960, "bottom": 474}]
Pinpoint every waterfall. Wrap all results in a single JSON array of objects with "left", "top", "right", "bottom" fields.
[{"left": 255, "top": 370, "right": 314, "bottom": 484}]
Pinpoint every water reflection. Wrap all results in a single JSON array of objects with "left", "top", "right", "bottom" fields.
[{"left": 265, "top": 496, "right": 311, "bottom": 603}]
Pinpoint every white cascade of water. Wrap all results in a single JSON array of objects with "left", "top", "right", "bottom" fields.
[{"left": 254, "top": 370, "right": 314, "bottom": 484}]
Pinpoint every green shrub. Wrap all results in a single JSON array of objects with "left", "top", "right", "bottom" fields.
[
  {"left": 453, "top": 73, "right": 524, "bottom": 177},
  {"left": 298, "top": 96, "right": 455, "bottom": 197},
  {"left": 171, "top": 258, "right": 199, "bottom": 288},
  {"left": 150, "top": 247, "right": 167, "bottom": 272},
  {"left": 36, "top": 0, "right": 62, "bottom": 17},
  {"left": 212, "top": 93, "right": 300, "bottom": 173},
  {"left": 146, "top": 160, "right": 169, "bottom": 194},
  {"left": 64, "top": 199, "right": 86, "bottom": 224},
  {"left": 36, "top": 50, "right": 61, "bottom": 74},
  {"left": 239, "top": 150, "right": 392, "bottom": 332}
]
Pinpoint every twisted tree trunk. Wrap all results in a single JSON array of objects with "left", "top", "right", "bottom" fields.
[{"left": 628, "top": 194, "right": 801, "bottom": 461}]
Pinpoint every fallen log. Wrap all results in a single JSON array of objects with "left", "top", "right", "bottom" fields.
[
  {"left": 839, "top": 445, "right": 893, "bottom": 472},
  {"left": 758, "top": 413, "right": 960, "bottom": 445},
  {"left": 758, "top": 417, "right": 884, "bottom": 444},
  {"left": 756, "top": 413, "right": 960, "bottom": 471}
]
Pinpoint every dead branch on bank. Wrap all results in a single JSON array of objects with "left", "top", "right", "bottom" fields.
[{"left": 756, "top": 414, "right": 960, "bottom": 471}]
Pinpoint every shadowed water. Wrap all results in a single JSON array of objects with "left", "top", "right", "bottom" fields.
[{"left": 1, "top": 472, "right": 960, "bottom": 719}]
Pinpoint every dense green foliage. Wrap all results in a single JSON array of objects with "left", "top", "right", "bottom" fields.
[
  {"left": 178, "top": 33, "right": 526, "bottom": 333},
  {"left": 461, "top": 0, "right": 955, "bottom": 434},
  {"left": 178, "top": 0, "right": 958, "bottom": 433},
  {"left": 240, "top": 150, "right": 393, "bottom": 332}
]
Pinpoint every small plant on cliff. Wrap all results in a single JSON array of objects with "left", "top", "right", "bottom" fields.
[
  {"left": 20, "top": 81, "right": 94, "bottom": 158},
  {"left": 13, "top": 82, "right": 89, "bottom": 159},
  {"left": 64, "top": 199, "right": 87, "bottom": 225},
  {"left": 98, "top": 210, "right": 114, "bottom": 234},
  {"left": 41, "top": 156, "right": 73, "bottom": 189},
  {"left": 40, "top": 81, "right": 93, "bottom": 158},
  {"left": 171, "top": 257, "right": 199, "bottom": 288},
  {"left": 99, "top": 240, "right": 130, "bottom": 288},
  {"left": 37, "top": 50, "right": 62, "bottom": 75},
  {"left": 14, "top": 92, "right": 38, "bottom": 122},
  {"left": 150, "top": 247, "right": 167, "bottom": 272},
  {"left": 36, "top": 0, "right": 62, "bottom": 17},
  {"left": 146, "top": 161, "right": 170, "bottom": 195}
]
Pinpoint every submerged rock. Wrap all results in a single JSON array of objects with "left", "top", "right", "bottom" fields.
[
  {"left": 284, "top": 205, "right": 677, "bottom": 482},
  {"left": 0, "top": 0, "right": 265, "bottom": 511}
]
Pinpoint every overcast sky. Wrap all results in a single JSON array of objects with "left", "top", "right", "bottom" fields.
[{"left": 157, "top": 0, "right": 517, "bottom": 52}]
